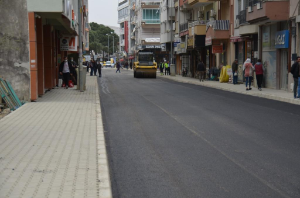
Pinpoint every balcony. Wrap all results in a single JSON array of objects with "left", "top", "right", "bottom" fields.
[
  {"left": 141, "top": 2, "right": 160, "bottom": 8},
  {"left": 188, "top": 20, "right": 207, "bottom": 36},
  {"left": 180, "top": 23, "right": 188, "bottom": 32},
  {"left": 206, "top": 20, "right": 230, "bottom": 41},
  {"left": 188, "top": 0, "right": 210, "bottom": 5},
  {"left": 246, "top": 0, "right": 289, "bottom": 24},
  {"left": 141, "top": 19, "right": 160, "bottom": 28}
]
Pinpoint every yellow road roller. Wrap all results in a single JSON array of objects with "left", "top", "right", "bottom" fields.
[{"left": 133, "top": 52, "right": 157, "bottom": 78}]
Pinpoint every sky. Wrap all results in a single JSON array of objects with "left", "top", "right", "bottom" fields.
[{"left": 89, "top": 0, "right": 119, "bottom": 28}]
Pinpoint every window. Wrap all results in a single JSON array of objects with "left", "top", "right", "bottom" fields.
[
  {"left": 142, "top": 9, "right": 160, "bottom": 24},
  {"left": 118, "top": 7, "right": 128, "bottom": 19}
]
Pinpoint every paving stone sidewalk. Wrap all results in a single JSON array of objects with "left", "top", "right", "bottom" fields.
[
  {"left": 0, "top": 75, "right": 110, "bottom": 198},
  {"left": 159, "top": 74, "right": 300, "bottom": 105}
]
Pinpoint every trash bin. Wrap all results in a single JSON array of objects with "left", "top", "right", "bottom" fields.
[{"left": 170, "top": 64, "right": 175, "bottom": 76}]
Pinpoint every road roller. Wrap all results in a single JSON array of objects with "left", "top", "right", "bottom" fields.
[{"left": 133, "top": 52, "right": 157, "bottom": 78}]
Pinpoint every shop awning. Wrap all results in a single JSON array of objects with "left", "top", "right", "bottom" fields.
[
  {"left": 230, "top": 36, "right": 245, "bottom": 42},
  {"left": 129, "top": 56, "right": 135, "bottom": 59},
  {"left": 119, "top": 59, "right": 124, "bottom": 62}
]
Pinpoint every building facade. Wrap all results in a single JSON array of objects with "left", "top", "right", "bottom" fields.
[
  {"left": 27, "top": 0, "right": 90, "bottom": 101},
  {"left": 118, "top": 0, "right": 130, "bottom": 59}
]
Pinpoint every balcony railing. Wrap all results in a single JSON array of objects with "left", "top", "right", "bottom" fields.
[
  {"left": 248, "top": 0, "right": 261, "bottom": 7},
  {"left": 206, "top": 20, "right": 230, "bottom": 31},
  {"left": 142, "top": 19, "right": 160, "bottom": 24},
  {"left": 188, "top": 20, "right": 208, "bottom": 28}
]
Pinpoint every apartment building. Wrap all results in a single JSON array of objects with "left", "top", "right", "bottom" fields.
[
  {"left": 134, "top": 0, "right": 162, "bottom": 62},
  {"left": 27, "top": 0, "right": 90, "bottom": 101},
  {"left": 118, "top": 0, "right": 130, "bottom": 59}
]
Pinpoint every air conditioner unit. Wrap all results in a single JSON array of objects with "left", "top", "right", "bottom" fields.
[
  {"left": 210, "top": 10, "right": 216, "bottom": 18},
  {"left": 257, "top": 2, "right": 262, "bottom": 9},
  {"left": 248, "top": 6, "right": 253, "bottom": 13}
]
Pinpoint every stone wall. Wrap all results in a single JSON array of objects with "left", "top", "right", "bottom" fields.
[{"left": 0, "top": 0, "right": 30, "bottom": 101}]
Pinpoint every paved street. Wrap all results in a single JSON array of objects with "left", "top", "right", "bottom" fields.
[{"left": 99, "top": 68, "right": 300, "bottom": 198}]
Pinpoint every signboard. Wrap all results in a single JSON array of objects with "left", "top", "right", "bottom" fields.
[
  {"left": 212, "top": 45, "right": 223, "bottom": 54},
  {"left": 60, "top": 36, "right": 78, "bottom": 51},
  {"left": 205, "top": 36, "right": 212, "bottom": 46},
  {"left": 161, "top": 43, "right": 166, "bottom": 51},
  {"left": 275, "top": 30, "right": 289, "bottom": 49},
  {"left": 143, "top": 45, "right": 161, "bottom": 49}
]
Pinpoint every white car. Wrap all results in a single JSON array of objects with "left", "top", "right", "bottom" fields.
[{"left": 105, "top": 61, "right": 114, "bottom": 68}]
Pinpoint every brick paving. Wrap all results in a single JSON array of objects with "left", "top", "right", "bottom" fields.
[{"left": 0, "top": 76, "right": 101, "bottom": 198}]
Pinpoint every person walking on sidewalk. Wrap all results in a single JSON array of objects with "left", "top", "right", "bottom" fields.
[
  {"left": 254, "top": 59, "right": 264, "bottom": 91},
  {"left": 97, "top": 61, "right": 102, "bottom": 78},
  {"left": 130, "top": 61, "right": 133, "bottom": 69},
  {"left": 243, "top": 58, "right": 254, "bottom": 91},
  {"left": 291, "top": 56, "right": 300, "bottom": 99},
  {"left": 90, "top": 59, "right": 97, "bottom": 76},
  {"left": 232, "top": 59, "right": 238, "bottom": 85},
  {"left": 197, "top": 60, "right": 206, "bottom": 82},
  {"left": 116, "top": 62, "right": 121, "bottom": 73},
  {"left": 59, "top": 56, "right": 73, "bottom": 89}
]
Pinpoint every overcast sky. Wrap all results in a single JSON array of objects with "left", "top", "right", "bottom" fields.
[{"left": 89, "top": 0, "right": 119, "bottom": 27}]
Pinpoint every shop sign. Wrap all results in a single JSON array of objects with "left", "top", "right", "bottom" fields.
[
  {"left": 205, "top": 36, "right": 212, "bottom": 46},
  {"left": 212, "top": 45, "right": 223, "bottom": 54},
  {"left": 275, "top": 30, "right": 289, "bottom": 49},
  {"left": 60, "top": 36, "right": 78, "bottom": 51},
  {"left": 188, "top": 37, "right": 194, "bottom": 48},
  {"left": 180, "top": 30, "right": 189, "bottom": 37},
  {"left": 143, "top": 45, "right": 161, "bottom": 49}
]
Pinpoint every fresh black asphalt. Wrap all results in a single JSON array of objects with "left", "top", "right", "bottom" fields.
[{"left": 97, "top": 68, "right": 300, "bottom": 198}]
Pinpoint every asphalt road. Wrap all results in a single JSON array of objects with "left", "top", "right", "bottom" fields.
[{"left": 97, "top": 68, "right": 300, "bottom": 198}]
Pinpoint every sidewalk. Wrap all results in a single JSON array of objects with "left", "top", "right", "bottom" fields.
[
  {"left": 159, "top": 74, "right": 300, "bottom": 105},
  {"left": 0, "top": 76, "right": 111, "bottom": 198}
]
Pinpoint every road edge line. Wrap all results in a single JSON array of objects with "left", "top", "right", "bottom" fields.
[{"left": 95, "top": 78, "right": 113, "bottom": 198}]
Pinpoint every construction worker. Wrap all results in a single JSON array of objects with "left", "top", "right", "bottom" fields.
[
  {"left": 159, "top": 61, "right": 164, "bottom": 75},
  {"left": 165, "top": 61, "right": 170, "bottom": 75}
]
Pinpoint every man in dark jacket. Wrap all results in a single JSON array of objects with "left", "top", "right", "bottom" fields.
[
  {"left": 232, "top": 59, "right": 238, "bottom": 84},
  {"left": 59, "top": 56, "right": 74, "bottom": 89},
  {"left": 291, "top": 57, "right": 300, "bottom": 99},
  {"left": 197, "top": 60, "right": 206, "bottom": 82},
  {"left": 97, "top": 61, "right": 102, "bottom": 78},
  {"left": 89, "top": 59, "right": 97, "bottom": 76}
]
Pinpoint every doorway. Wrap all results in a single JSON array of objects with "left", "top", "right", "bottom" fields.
[{"left": 280, "top": 50, "right": 288, "bottom": 90}]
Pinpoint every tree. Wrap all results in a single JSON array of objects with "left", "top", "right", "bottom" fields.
[{"left": 89, "top": 22, "right": 119, "bottom": 56}]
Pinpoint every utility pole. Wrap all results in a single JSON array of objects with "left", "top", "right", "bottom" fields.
[
  {"left": 111, "top": 32, "right": 114, "bottom": 56},
  {"left": 78, "top": 0, "right": 83, "bottom": 92},
  {"left": 106, "top": 34, "right": 110, "bottom": 60}
]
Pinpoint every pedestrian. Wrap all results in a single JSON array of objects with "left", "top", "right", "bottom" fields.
[
  {"left": 254, "top": 59, "right": 264, "bottom": 91},
  {"left": 116, "top": 62, "right": 121, "bottom": 73},
  {"left": 90, "top": 59, "right": 97, "bottom": 76},
  {"left": 165, "top": 61, "right": 170, "bottom": 75},
  {"left": 243, "top": 58, "right": 254, "bottom": 91},
  {"left": 70, "top": 57, "right": 78, "bottom": 85},
  {"left": 130, "top": 61, "right": 133, "bottom": 69},
  {"left": 197, "top": 60, "right": 206, "bottom": 82},
  {"left": 159, "top": 62, "right": 164, "bottom": 76},
  {"left": 232, "top": 59, "right": 238, "bottom": 85},
  {"left": 291, "top": 56, "right": 300, "bottom": 99},
  {"left": 59, "top": 56, "right": 74, "bottom": 89},
  {"left": 97, "top": 61, "right": 102, "bottom": 78},
  {"left": 125, "top": 61, "right": 129, "bottom": 70}
]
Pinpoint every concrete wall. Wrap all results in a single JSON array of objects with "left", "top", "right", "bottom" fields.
[{"left": 0, "top": 0, "right": 30, "bottom": 101}]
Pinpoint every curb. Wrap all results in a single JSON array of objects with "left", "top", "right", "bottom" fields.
[
  {"left": 95, "top": 79, "right": 113, "bottom": 198},
  {"left": 159, "top": 76, "right": 300, "bottom": 106}
]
